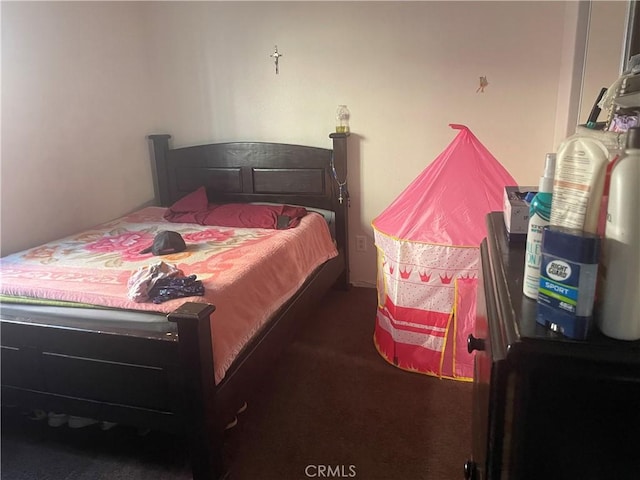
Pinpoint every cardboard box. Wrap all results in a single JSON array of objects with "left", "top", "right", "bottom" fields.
[{"left": 503, "top": 186, "right": 537, "bottom": 240}]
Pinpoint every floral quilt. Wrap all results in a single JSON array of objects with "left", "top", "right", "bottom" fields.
[{"left": 0, "top": 206, "right": 338, "bottom": 383}]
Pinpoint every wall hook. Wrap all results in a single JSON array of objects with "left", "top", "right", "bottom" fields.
[{"left": 477, "top": 76, "right": 489, "bottom": 93}]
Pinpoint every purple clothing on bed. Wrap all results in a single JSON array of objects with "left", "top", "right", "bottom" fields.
[{"left": 149, "top": 274, "right": 205, "bottom": 304}]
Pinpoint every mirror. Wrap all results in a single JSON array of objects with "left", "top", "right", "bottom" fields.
[
  {"left": 579, "top": 1, "right": 629, "bottom": 126},
  {"left": 623, "top": 0, "right": 639, "bottom": 72}
]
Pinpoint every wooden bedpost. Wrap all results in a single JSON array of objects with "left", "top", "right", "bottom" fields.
[
  {"left": 148, "top": 134, "right": 172, "bottom": 207},
  {"left": 330, "top": 132, "right": 350, "bottom": 290},
  {"left": 167, "top": 302, "right": 227, "bottom": 480}
]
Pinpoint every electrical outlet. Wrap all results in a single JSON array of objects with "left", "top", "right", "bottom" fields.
[{"left": 356, "top": 235, "right": 367, "bottom": 252}]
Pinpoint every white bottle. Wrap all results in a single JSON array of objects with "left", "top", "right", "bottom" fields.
[
  {"left": 598, "top": 127, "right": 640, "bottom": 340},
  {"left": 550, "top": 134, "right": 609, "bottom": 233},
  {"left": 523, "top": 153, "right": 556, "bottom": 299}
]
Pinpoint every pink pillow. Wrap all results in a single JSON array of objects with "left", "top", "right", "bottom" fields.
[
  {"left": 164, "top": 187, "right": 307, "bottom": 229},
  {"left": 168, "top": 187, "right": 208, "bottom": 213},
  {"left": 203, "top": 203, "right": 307, "bottom": 229}
]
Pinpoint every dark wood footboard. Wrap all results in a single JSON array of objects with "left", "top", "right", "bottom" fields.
[
  {"left": 1, "top": 302, "right": 224, "bottom": 478},
  {"left": 2, "top": 322, "right": 180, "bottom": 431}
]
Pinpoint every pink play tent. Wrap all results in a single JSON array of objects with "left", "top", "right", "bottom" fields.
[{"left": 372, "top": 124, "right": 516, "bottom": 381}]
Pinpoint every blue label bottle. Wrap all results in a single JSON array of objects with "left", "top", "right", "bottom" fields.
[{"left": 523, "top": 154, "right": 556, "bottom": 299}]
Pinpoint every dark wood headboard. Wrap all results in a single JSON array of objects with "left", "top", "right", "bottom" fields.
[{"left": 147, "top": 133, "right": 350, "bottom": 283}]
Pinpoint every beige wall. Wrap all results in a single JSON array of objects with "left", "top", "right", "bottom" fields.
[
  {"left": 0, "top": 1, "right": 626, "bottom": 287},
  {"left": 1, "top": 1, "right": 158, "bottom": 254}
]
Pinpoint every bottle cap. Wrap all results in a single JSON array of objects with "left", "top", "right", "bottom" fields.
[
  {"left": 626, "top": 126, "right": 640, "bottom": 149},
  {"left": 541, "top": 226, "right": 601, "bottom": 264}
]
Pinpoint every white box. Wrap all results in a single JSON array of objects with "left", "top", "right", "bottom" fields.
[{"left": 503, "top": 186, "right": 537, "bottom": 239}]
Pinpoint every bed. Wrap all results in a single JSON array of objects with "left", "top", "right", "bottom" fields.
[{"left": 0, "top": 132, "right": 350, "bottom": 480}]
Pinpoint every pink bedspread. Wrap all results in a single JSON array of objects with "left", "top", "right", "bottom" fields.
[{"left": 0, "top": 206, "right": 338, "bottom": 383}]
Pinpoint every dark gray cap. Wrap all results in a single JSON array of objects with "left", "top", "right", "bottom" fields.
[{"left": 140, "top": 231, "right": 187, "bottom": 256}]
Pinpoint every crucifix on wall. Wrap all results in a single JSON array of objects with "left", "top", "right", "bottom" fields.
[{"left": 270, "top": 45, "right": 283, "bottom": 74}]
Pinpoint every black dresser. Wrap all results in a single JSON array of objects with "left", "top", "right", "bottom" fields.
[{"left": 465, "top": 212, "right": 640, "bottom": 480}]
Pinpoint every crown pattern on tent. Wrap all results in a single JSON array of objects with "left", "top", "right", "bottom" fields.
[{"left": 399, "top": 267, "right": 412, "bottom": 279}]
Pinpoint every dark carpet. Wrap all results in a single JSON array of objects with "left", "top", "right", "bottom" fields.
[{"left": 1, "top": 287, "right": 472, "bottom": 480}]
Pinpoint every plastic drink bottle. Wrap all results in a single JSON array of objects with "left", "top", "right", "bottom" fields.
[{"left": 597, "top": 127, "right": 640, "bottom": 340}]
